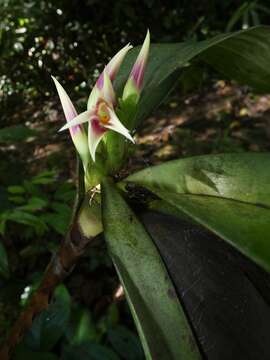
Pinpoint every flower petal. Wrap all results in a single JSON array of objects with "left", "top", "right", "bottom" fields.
[
  {"left": 87, "top": 84, "right": 101, "bottom": 110},
  {"left": 106, "top": 43, "right": 133, "bottom": 81},
  {"left": 52, "top": 76, "right": 90, "bottom": 169},
  {"left": 104, "top": 108, "right": 135, "bottom": 143},
  {"left": 87, "top": 44, "right": 132, "bottom": 110},
  {"left": 102, "top": 69, "right": 116, "bottom": 105},
  {"left": 122, "top": 30, "right": 150, "bottom": 101},
  {"left": 87, "top": 69, "right": 116, "bottom": 110},
  {"left": 52, "top": 76, "right": 77, "bottom": 121},
  {"left": 59, "top": 110, "right": 92, "bottom": 132},
  {"left": 131, "top": 30, "right": 150, "bottom": 89},
  {"left": 88, "top": 117, "right": 107, "bottom": 162}
]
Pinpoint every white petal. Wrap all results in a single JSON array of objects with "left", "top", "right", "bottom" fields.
[
  {"left": 136, "top": 30, "right": 150, "bottom": 70},
  {"left": 52, "top": 76, "right": 77, "bottom": 121},
  {"left": 87, "top": 84, "right": 102, "bottom": 110},
  {"left": 106, "top": 43, "right": 133, "bottom": 81},
  {"left": 102, "top": 70, "right": 116, "bottom": 106},
  {"left": 59, "top": 110, "right": 92, "bottom": 131},
  {"left": 122, "top": 30, "right": 150, "bottom": 101},
  {"left": 52, "top": 76, "right": 90, "bottom": 169},
  {"left": 105, "top": 108, "right": 135, "bottom": 143},
  {"left": 88, "top": 119, "right": 106, "bottom": 162},
  {"left": 87, "top": 69, "right": 116, "bottom": 111},
  {"left": 87, "top": 44, "right": 133, "bottom": 110}
]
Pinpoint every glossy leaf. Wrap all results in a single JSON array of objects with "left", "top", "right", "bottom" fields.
[
  {"left": 114, "top": 26, "right": 270, "bottom": 127},
  {"left": 140, "top": 211, "right": 270, "bottom": 360},
  {"left": 124, "top": 153, "right": 270, "bottom": 272},
  {"left": 102, "top": 179, "right": 201, "bottom": 360},
  {"left": 23, "top": 285, "right": 71, "bottom": 351}
]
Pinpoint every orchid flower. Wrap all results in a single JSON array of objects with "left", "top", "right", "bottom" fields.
[{"left": 53, "top": 31, "right": 150, "bottom": 163}]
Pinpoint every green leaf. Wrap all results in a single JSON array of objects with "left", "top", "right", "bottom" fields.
[
  {"left": 65, "top": 307, "right": 97, "bottom": 345},
  {"left": 18, "top": 197, "right": 48, "bottom": 211},
  {"left": 102, "top": 179, "right": 201, "bottom": 360},
  {"left": 159, "top": 192, "right": 270, "bottom": 270},
  {"left": 41, "top": 211, "right": 71, "bottom": 235},
  {"left": 125, "top": 153, "right": 270, "bottom": 272},
  {"left": 39, "top": 198, "right": 72, "bottom": 235},
  {"left": 8, "top": 196, "right": 25, "bottom": 204},
  {"left": 4, "top": 210, "right": 48, "bottom": 235},
  {"left": 24, "top": 285, "right": 71, "bottom": 351},
  {"left": 199, "top": 27, "right": 270, "bottom": 93},
  {"left": 148, "top": 199, "right": 195, "bottom": 224},
  {"left": 114, "top": 26, "right": 270, "bottom": 127},
  {"left": 31, "top": 170, "right": 56, "bottom": 185},
  {"left": 225, "top": 2, "right": 250, "bottom": 32},
  {"left": 51, "top": 202, "right": 72, "bottom": 216},
  {"left": 0, "top": 241, "right": 9, "bottom": 278},
  {"left": 54, "top": 182, "right": 75, "bottom": 202},
  {"left": 62, "top": 343, "right": 120, "bottom": 360},
  {"left": 97, "top": 303, "right": 119, "bottom": 334},
  {"left": 0, "top": 125, "right": 37, "bottom": 143},
  {"left": 7, "top": 185, "right": 25, "bottom": 194},
  {"left": 108, "top": 325, "right": 144, "bottom": 360}
]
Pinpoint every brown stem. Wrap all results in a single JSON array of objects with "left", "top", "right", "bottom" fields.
[{"left": 0, "top": 221, "right": 94, "bottom": 360}]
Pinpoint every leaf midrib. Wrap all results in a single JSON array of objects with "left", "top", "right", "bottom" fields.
[{"left": 154, "top": 190, "right": 270, "bottom": 211}]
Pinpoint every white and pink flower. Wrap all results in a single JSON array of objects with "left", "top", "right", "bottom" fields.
[{"left": 53, "top": 31, "right": 150, "bottom": 163}]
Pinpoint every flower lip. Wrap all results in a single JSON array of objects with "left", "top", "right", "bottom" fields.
[
  {"left": 91, "top": 116, "right": 108, "bottom": 135},
  {"left": 96, "top": 99, "right": 111, "bottom": 125}
]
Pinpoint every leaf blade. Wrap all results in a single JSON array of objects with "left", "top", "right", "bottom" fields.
[
  {"left": 114, "top": 26, "right": 270, "bottom": 126},
  {"left": 102, "top": 179, "right": 201, "bottom": 360},
  {"left": 124, "top": 153, "right": 270, "bottom": 272}
]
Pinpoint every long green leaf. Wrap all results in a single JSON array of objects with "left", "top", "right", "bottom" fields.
[
  {"left": 102, "top": 179, "right": 201, "bottom": 360},
  {"left": 114, "top": 26, "right": 270, "bottom": 127},
  {"left": 225, "top": 2, "right": 250, "bottom": 32},
  {"left": 124, "top": 153, "right": 270, "bottom": 272},
  {"left": 126, "top": 153, "right": 270, "bottom": 206},
  {"left": 155, "top": 192, "right": 270, "bottom": 273}
]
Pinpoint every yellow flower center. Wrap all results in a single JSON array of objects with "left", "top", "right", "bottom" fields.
[{"left": 97, "top": 101, "right": 110, "bottom": 125}]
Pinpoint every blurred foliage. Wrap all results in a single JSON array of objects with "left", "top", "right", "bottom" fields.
[
  {"left": 12, "top": 285, "right": 143, "bottom": 359},
  {"left": 226, "top": 1, "right": 270, "bottom": 31},
  {"left": 1, "top": 0, "right": 270, "bottom": 358},
  {"left": 0, "top": 170, "right": 75, "bottom": 236},
  {"left": 2, "top": 0, "right": 270, "bottom": 120}
]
